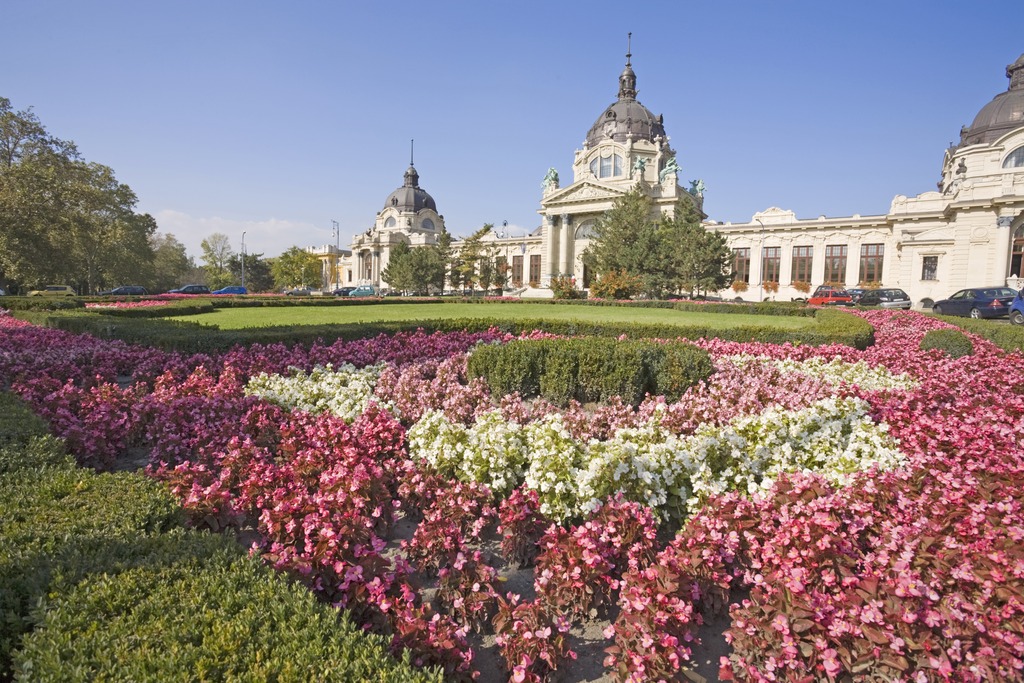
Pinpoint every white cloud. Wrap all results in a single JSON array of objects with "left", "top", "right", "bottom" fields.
[{"left": 152, "top": 210, "right": 330, "bottom": 260}]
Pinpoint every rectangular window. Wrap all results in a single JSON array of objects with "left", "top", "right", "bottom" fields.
[
  {"left": 495, "top": 256, "right": 508, "bottom": 288},
  {"left": 921, "top": 255, "right": 938, "bottom": 281},
  {"left": 732, "top": 248, "right": 750, "bottom": 283},
  {"left": 512, "top": 255, "right": 524, "bottom": 287},
  {"left": 791, "top": 245, "right": 813, "bottom": 283},
  {"left": 824, "top": 245, "right": 848, "bottom": 285},
  {"left": 529, "top": 254, "right": 542, "bottom": 286},
  {"left": 859, "top": 243, "right": 884, "bottom": 284},
  {"left": 762, "top": 246, "right": 781, "bottom": 283}
]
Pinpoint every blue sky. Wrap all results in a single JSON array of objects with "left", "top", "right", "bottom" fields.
[{"left": 4, "top": 1, "right": 1022, "bottom": 260}]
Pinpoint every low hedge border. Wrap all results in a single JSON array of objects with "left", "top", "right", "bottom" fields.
[
  {"left": 934, "top": 315, "right": 1024, "bottom": 353},
  {"left": 15, "top": 308, "right": 874, "bottom": 353},
  {"left": 0, "top": 393, "right": 440, "bottom": 682}
]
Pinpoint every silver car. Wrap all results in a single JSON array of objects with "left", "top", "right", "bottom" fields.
[{"left": 858, "top": 288, "right": 912, "bottom": 310}]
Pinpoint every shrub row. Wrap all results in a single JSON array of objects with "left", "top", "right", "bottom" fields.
[
  {"left": 466, "top": 338, "right": 716, "bottom": 406},
  {"left": 0, "top": 394, "right": 50, "bottom": 449},
  {"left": 17, "top": 308, "right": 874, "bottom": 353},
  {"left": 0, "top": 397, "right": 439, "bottom": 682},
  {"left": 936, "top": 316, "right": 1024, "bottom": 353}
]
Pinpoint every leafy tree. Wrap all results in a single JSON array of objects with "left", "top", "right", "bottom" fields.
[
  {"left": 583, "top": 189, "right": 672, "bottom": 297},
  {"left": 455, "top": 225, "right": 493, "bottom": 294},
  {"left": 228, "top": 252, "right": 273, "bottom": 293},
  {"left": 200, "top": 232, "right": 235, "bottom": 290},
  {"left": 0, "top": 97, "right": 155, "bottom": 292},
  {"left": 381, "top": 240, "right": 414, "bottom": 292},
  {"left": 149, "top": 233, "right": 195, "bottom": 292},
  {"left": 270, "top": 246, "right": 321, "bottom": 290},
  {"left": 661, "top": 199, "right": 732, "bottom": 296}
]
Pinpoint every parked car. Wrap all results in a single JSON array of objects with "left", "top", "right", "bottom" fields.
[
  {"left": 931, "top": 287, "right": 1017, "bottom": 319},
  {"left": 98, "top": 285, "right": 148, "bottom": 296},
  {"left": 331, "top": 286, "right": 355, "bottom": 296},
  {"left": 857, "top": 288, "right": 912, "bottom": 310},
  {"left": 807, "top": 285, "right": 853, "bottom": 306},
  {"left": 349, "top": 285, "right": 378, "bottom": 297},
  {"left": 167, "top": 284, "right": 211, "bottom": 295},
  {"left": 27, "top": 285, "right": 76, "bottom": 297},
  {"left": 1008, "top": 290, "right": 1024, "bottom": 326},
  {"left": 285, "top": 288, "right": 311, "bottom": 296},
  {"left": 846, "top": 287, "right": 867, "bottom": 304},
  {"left": 211, "top": 286, "right": 248, "bottom": 295}
]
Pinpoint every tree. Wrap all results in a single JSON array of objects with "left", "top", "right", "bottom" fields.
[
  {"left": 456, "top": 225, "right": 493, "bottom": 294},
  {"left": 228, "top": 252, "right": 273, "bottom": 293},
  {"left": 381, "top": 240, "right": 414, "bottom": 292},
  {"left": 200, "top": 232, "right": 235, "bottom": 290},
  {"left": 584, "top": 189, "right": 672, "bottom": 298},
  {"left": 0, "top": 97, "right": 155, "bottom": 292},
  {"left": 149, "top": 233, "right": 194, "bottom": 292},
  {"left": 661, "top": 199, "right": 732, "bottom": 296},
  {"left": 270, "top": 246, "right": 321, "bottom": 291}
]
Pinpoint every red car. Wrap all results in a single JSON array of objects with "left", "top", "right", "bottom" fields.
[{"left": 808, "top": 285, "right": 853, "bottom": 306}]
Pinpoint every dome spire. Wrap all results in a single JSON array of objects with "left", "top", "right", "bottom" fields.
[
  {"left": 1009, "top": 53, "right": 1024, "bottom": 91},
  {"left": 404, "top": 139, "right": 419, "bottom": 188},
  {"left": 618, "top": 32, "right": 637, "bottom": 101}
]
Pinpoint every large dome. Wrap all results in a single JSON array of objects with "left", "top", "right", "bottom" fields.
[
  {"left": 383, "top": 164, "right": 436, "bottom": 213},
  {"left": 960, "top": 53, "right": 1024, "bottom": 146},
  {"left": 585, "top": 55, "right": 666, "bottom": 148}
]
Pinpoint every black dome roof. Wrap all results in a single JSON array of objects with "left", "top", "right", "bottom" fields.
[
  {"left": 960, "top": 53, "right": 1024, "bottom": 146},
  {"left": 383, "top": 164, "right": 436, "bottom": 213},
  {"left": 585, "top": 54, "right": 666, "bottom": 148}
]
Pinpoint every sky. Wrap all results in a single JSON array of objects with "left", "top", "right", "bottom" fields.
[{"left": 3, "top": 0, "right": 1023, "bottom": 261}]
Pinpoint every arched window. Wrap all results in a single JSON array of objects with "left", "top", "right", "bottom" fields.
[
  {"left": 589, "top": 152, "right": 623, "bottom": 179},
  {"left": 422, "top": 218, "right": 435, "bottom": 231},
  {"left": 1003, "top": 146, "right": 1024, "bottom": 168},
  {"left": 384, "top": 217, "right": 397, "bottom": 228},
  {"left": 575, "top": 221, "right": 596, "bottom": 239}
]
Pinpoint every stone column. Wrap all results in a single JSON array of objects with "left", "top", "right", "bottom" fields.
[
  {"left": 559, "top": 213, "right": 572, "bottom": 276},
  {"left": 543, "top": 215, "right": 558, "bottom": 286}
]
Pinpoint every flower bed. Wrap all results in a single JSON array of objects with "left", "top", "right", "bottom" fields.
[{"left": 0, "top": 307, "right": 1022, "bottom": 681}]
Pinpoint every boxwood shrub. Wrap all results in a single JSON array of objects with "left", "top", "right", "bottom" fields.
[
  {"left": 0, "top": 393, "right": 51, "bottom": 449},
  {"left": 12, "top": 548, "right": 440, "bottom": 683},
  {"left": 467, "top": 338, "right": 715, "bottom": 406},
  {"left": 919, "top": 328, "right": 975, "bottom": 358}
]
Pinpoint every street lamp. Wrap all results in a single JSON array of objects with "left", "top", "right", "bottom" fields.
[
  {"left": 331, "top": 219, "right": 340, "bottom": 288},
  {"left": 755, "top": 218, "right": 765, "bottom": 302},
  {"left": 241, "top": 231, "right": 246, "bottom": 289}
]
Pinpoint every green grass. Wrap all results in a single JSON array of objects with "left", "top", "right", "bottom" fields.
[{"left": 169, "top": 302, "right": 818, "bottom": 331}]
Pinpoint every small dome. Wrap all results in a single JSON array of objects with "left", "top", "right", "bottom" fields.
[
  {"left": 585, "top": 53, "right": 666, "bottom": 148},
  {"left": 383, "top": 164, "right": 437, "bottom": 213},
  {"left": 960, "top": 53, "right": 1024, "bottom": 146}
]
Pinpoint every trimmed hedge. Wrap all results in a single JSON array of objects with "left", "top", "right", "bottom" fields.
[
  {"left": 920, "top": 328, "right": 975, "bottom": 358},
  {"left": 936, "top": 316, "right": 1024, "bottom": 354},
  {"left": 12, "top": 548, "right": 440, "bottom": 683},
  {"left": 0, "top": 394, "right": 50, "bottom": 449},
  {"left": 467, "top": 338, "right": 715, "bottom": 406},
  {"left": 17, "top": 307, "right": 874, "bottom": 353}
]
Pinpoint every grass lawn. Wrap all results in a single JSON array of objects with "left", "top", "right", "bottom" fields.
[{"left": 169, "top": 302, "right": 818, "bottom": 331}]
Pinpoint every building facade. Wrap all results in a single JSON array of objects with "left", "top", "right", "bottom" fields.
[{"left": 316, "top": 52, "right": 1024, "bottom": 304}]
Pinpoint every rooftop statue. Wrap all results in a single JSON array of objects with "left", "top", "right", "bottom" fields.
[
  {"left": 542, "top": 167, "right": 559, "bottom": 191},
  {"left": 659, "top": 156, "right": 681, "bottom": 183},
  {"left": 688, "top": 178, "right": 706, "bottom": 198},
  {"left": 631, "top": 157, "right": 648, "bottom": 178}
]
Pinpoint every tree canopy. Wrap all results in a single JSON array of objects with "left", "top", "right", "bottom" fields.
[
  {"left": 270, "top": 246, "right": 322, "bottom": 291},
  {"left": 0, "top": 96, "right": 157, "bottom": 293},
  {"left": 584, "top": 190, "right": 731, "bottom": 298}
]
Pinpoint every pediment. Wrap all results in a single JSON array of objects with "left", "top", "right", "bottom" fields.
[{"left": 543, "top": 181, "right": 627, "bottom": 206}]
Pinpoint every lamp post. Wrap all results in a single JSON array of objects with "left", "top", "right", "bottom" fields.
[
  {"left": 755, "top": 218, "right": 765, "bottom": 302},
  {"left": 331, "top": 220, "right": 340, "bottom": 288},
  {"left": 241, "top": 231, "right": 246, "bottom": 289},
  {"left": 502, "top": 220, "right": 509, "bottom": 292}
]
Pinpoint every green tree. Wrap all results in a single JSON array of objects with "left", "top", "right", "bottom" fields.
[
  {"left": 1, "top": 97, "right": 155, "bottom": 292},
  {"left": 662, "top": 199, "right": 732, "bottom": 296},
  {"left": 200, "top": 232, "right": 235, "bottom": 290},
  {"left": 270, "top": 246, "right": 321, "bottom": 291},
  {"left": 149, "top": 233, "right": 194, "bottom": 292},
  {"left": 381, "top": 240, "right": 414, "bottom": 292},
  {"left": 456, "top": 225, "right": 492, "bottom": 294},
  {"left": 228, "top": 252, "right": 273, "bottom": 293},
  {"left": 584, "top": 189, "right": 672, "bottom": 297}
]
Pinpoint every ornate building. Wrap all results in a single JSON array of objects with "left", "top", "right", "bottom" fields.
[
  {"left": 315, "top": 51, "right": 1024, "bottom": 305},
  {"left": 712, "top": 53, "right": 1024, "bottom": 307}
]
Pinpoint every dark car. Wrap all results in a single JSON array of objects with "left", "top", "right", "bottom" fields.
[
  {"left": 857, "top": 288, "right": 912, "bottom": 310},
  {"left": 212, "top": 286, "right": 248, "bottom": 295},
  {"left": 99, "top": 285, "right": 148, "bottom": 296},
  {"left": 846, "top": 287, "right": 867, "bottom": 304},
  {"left": 285, "top": 288, "right": 312, "bottom": 296},
  {"left": 808, "top": 285, "right": 853, "bottom": 306},
  {"left": 931, "top": 287, "right": 1017, "bottom": 319},
  {"left": 1009, "top": 290, "right": 1024, "bottom": 326},
  {"left": 331, "top": 287, "right": 355, "bottom": 296},
  {"left": 168, "top": 284, "right": 211, "bottom": 295}
]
